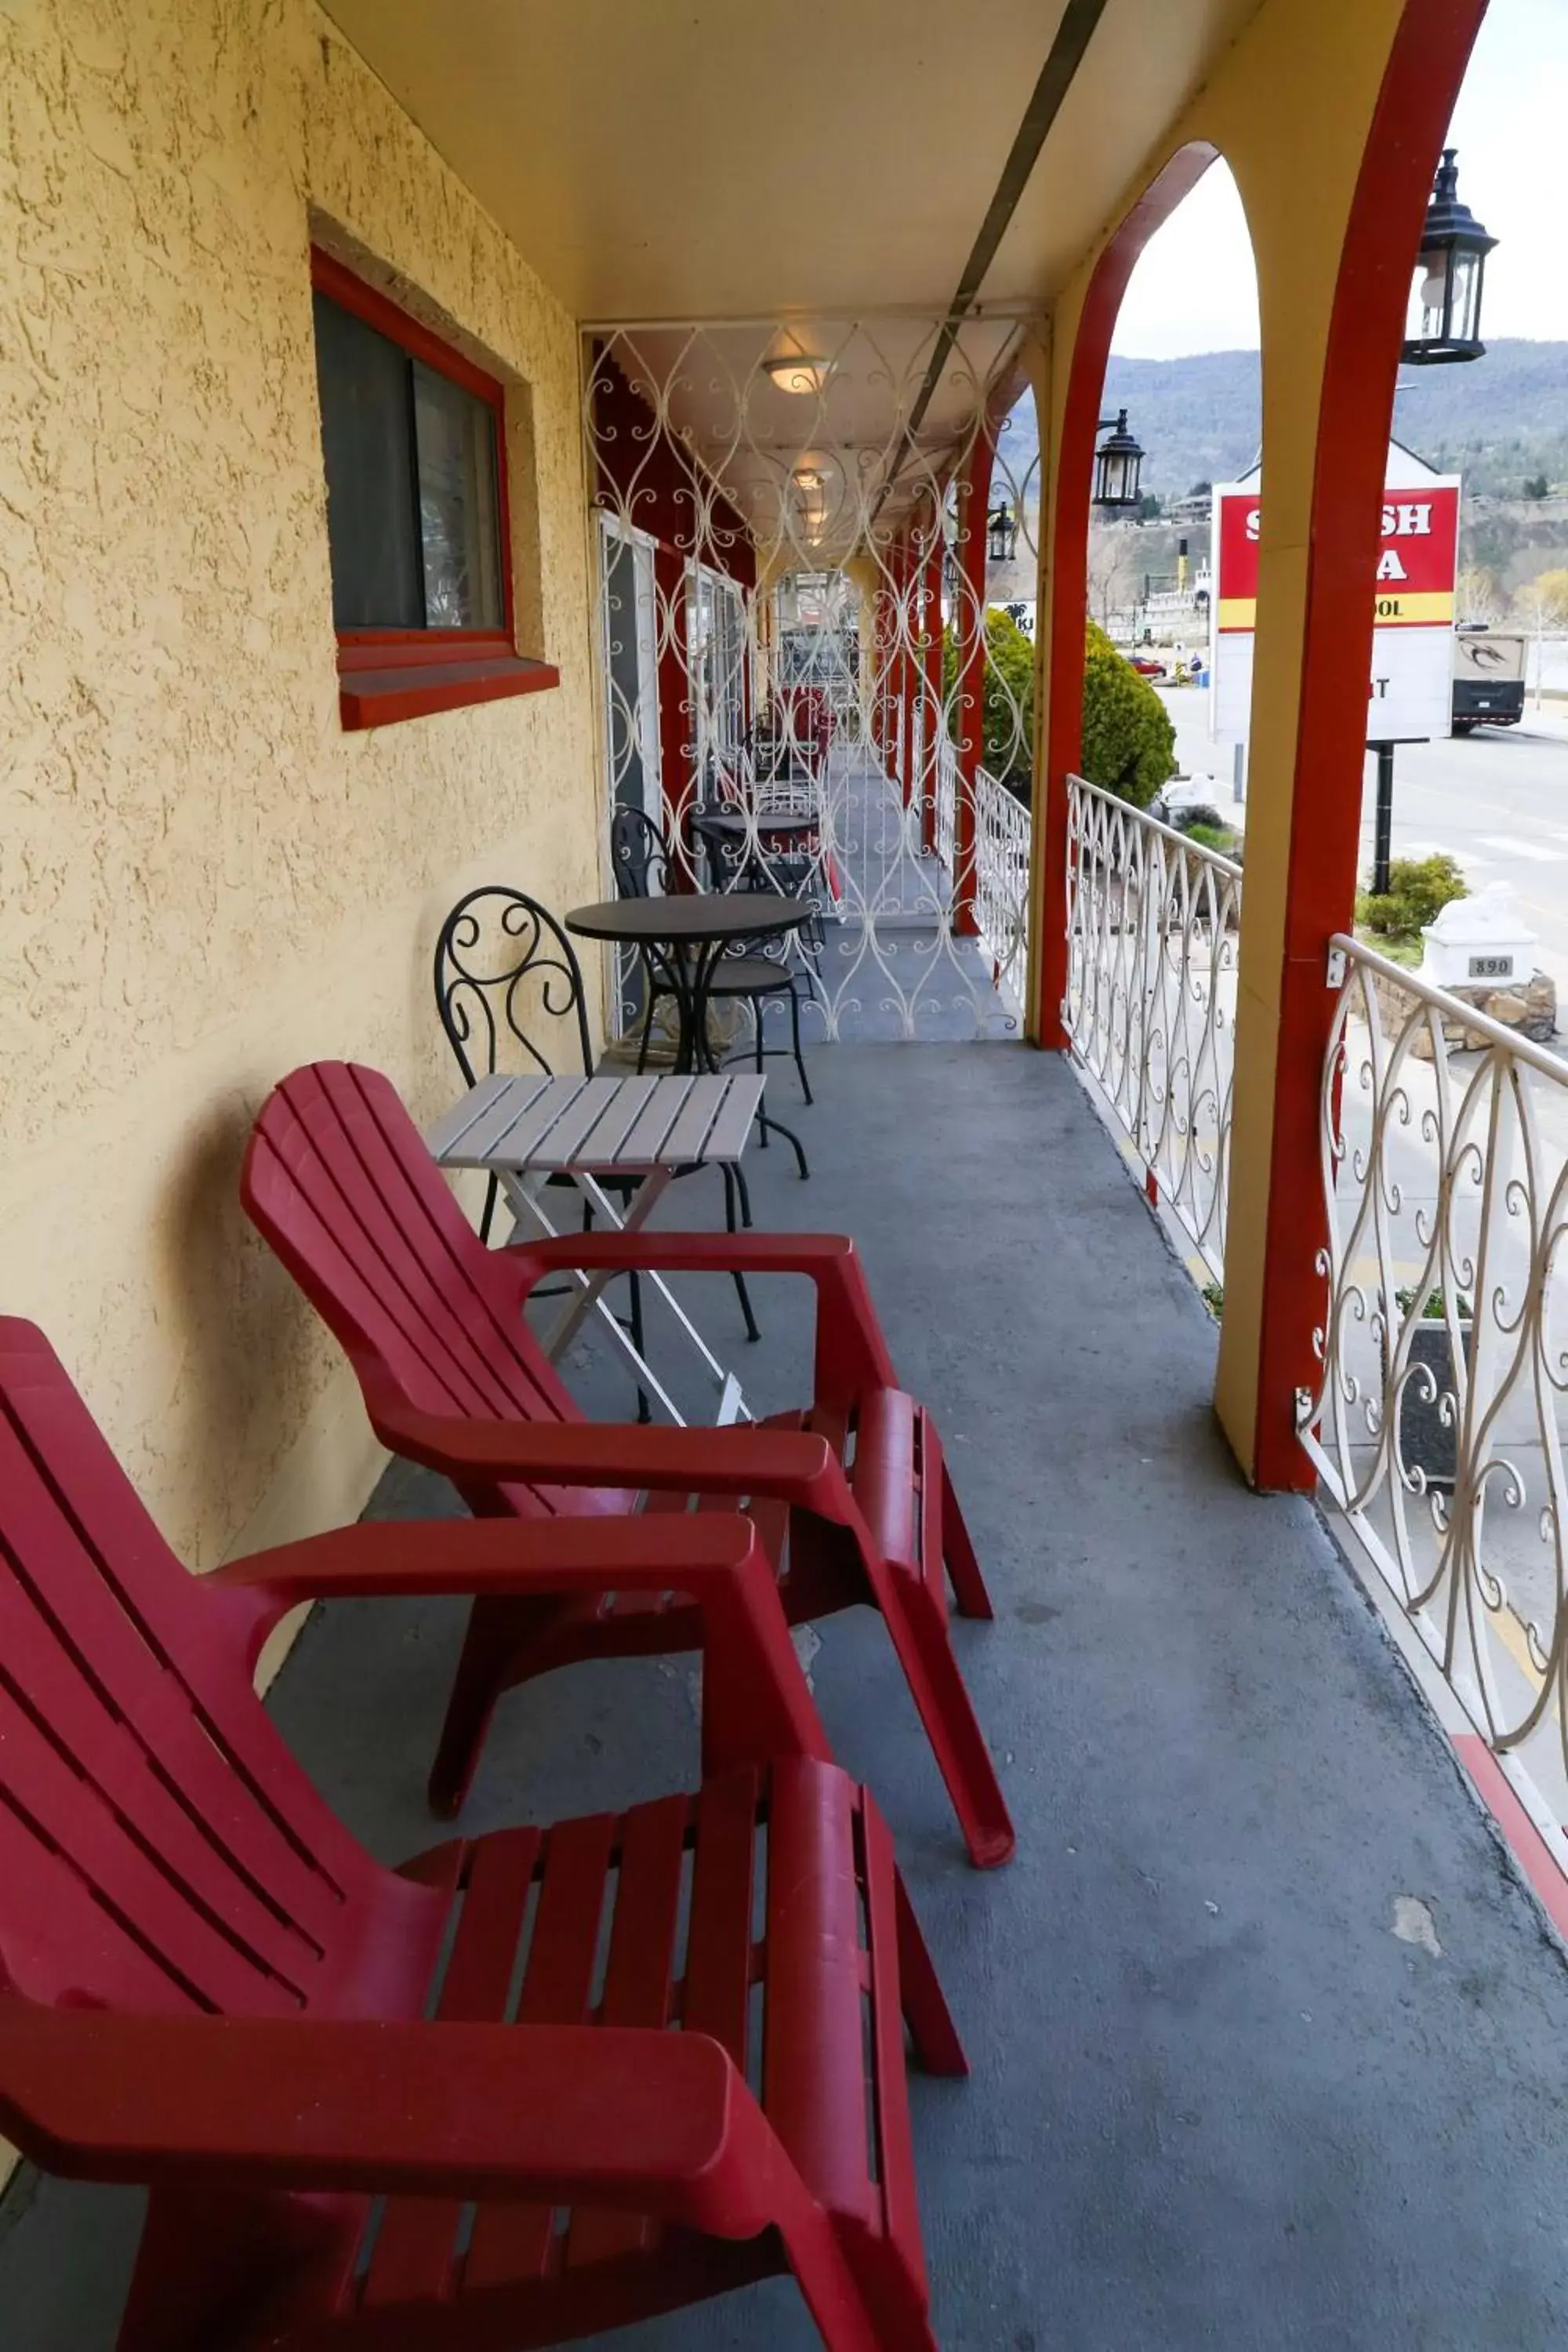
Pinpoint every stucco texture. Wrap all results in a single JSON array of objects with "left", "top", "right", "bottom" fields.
[{"left": 0, "top": 0, "right": 603, "bottom": 1569}]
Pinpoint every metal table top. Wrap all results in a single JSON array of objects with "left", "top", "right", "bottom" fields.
[{"left": 565, "top": 893, "right": 804, "bottom": 945}]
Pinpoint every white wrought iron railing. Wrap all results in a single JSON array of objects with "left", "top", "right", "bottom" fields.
[
  {"left": 935, "top": 735, "right": 956, "bottom": 873},
  {"left": 973, "top": 764, "right": 1032, "bottom": 1007},
  {"left": 1298, "top": 934, "right": 1568, "bottom": 1854},
  {"left": 1063, "top": 773, "right": 1240, "bottom": 1281}
]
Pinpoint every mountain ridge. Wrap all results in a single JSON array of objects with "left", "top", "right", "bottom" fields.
[{"left": 995, "top": 340, "right": 1568, "bottom": 504}]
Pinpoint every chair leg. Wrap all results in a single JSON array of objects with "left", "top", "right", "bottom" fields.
[
  {"left": 479, "top": 1171, "right": 499, "bottom": 1247},
  {"left": 629, "top": 1267, "right": 652, "bottom": 1422},
  {"left": 635, "top": 990, "right": 658, "bottom": 1075},
  {"left": 941, "top": 1460, "right": 993, "bottom": 1621},
  {"left": 894, "top": 1868, "right": 967, "bottom": 2076},
  {"left": 753, "top": 997, "right": 771, "bottom": 1149},
  {"left": 426, "top": 1595, "right": 560, "bottom": 1818},
  {"left": 778, "top": 2206, "right": 932, "bottom": 2352},
  {"left": 868, "top": 1563, "right": 1015, "bottom": 1868},
  {"left": 720, "top": 1165, "right": 761, "bottom": 1343},
  {"left": 789, "top": 982, "right": 813, "bottom": 1105}
]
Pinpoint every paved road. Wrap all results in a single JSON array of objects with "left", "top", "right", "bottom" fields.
[{"left": 1160, "top": 684, "right": 1568, "bottom": 975}]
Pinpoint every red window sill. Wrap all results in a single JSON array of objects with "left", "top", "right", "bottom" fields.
[{"left": 337, "top": 652, "right": 560, "bottom": 731}]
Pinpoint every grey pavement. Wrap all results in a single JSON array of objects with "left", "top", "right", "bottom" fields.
[{"left": 7, "top": 1044, "right": 1568, "bottom": 2348}]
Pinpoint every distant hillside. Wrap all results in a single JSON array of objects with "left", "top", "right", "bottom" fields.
[{"left": 996, "top": 340, "right": 1568, "bottom": 504}]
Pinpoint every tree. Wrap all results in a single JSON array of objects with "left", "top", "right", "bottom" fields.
[
  {"left": 1137, "top": 491, "right": 1163, "bottom": 522},
  {"left": 1085, "top": 526, "right": 1140, "bottom": 632},
  {"left": 1080, "top": 619, "right": 1177, "bottom": 808},
  {"left": 1523, "top": 473, "right": 1551, "bottom": 501},
  {"left": 1509, "top": 571, "right": 1568, "bottom": 712},
  {"left": 1526, "top": 568, "right": 1568, "bottom": 627},
  {"left": 1189, "top": 479, "right": 1212, "bottom": 497},
  {"left": 1455, "top": 564, "right": 1503, "bottom": 623}
]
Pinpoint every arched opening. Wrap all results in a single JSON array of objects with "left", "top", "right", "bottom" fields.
[
  {"left": 1033, "top": 141, "right": 1218, "bottom": 1049},
  {"left": 1036, "top": 146, "right": 1261, "bottom": 1290}
]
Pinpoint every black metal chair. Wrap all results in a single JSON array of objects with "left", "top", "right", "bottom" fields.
[
  {"left": 611, "top": 807, "right": 815, "bottom": 1107},
  {"left": 433, "top": 886, "right": 760, "bottom": 1352}
]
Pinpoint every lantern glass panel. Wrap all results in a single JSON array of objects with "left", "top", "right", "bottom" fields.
[{"left": 1449, "top": 248, "right": 1483, "bottom": 345}]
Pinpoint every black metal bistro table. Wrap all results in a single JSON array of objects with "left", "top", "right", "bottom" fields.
[
  {"left": 691, "top": 807, "right": 821, "bottom": 891},
  {"left": 566, "top": 893, "right": 810, "bottom": 1178}
]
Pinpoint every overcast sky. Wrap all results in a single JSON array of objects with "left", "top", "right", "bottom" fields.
[{"left": 1112, "top": 0, "right": 1565, "bottom": 358}]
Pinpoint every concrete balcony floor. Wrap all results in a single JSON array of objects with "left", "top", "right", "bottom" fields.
[{"left": 8, "top": 1044, "right": 1568, "bottom": 2347}]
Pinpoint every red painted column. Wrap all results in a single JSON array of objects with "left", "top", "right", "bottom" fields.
[
  {"left": 952, "top": 431, "right": 996, "bottom": 938},
  {"left": 1249, "top": 0, "right": 1488, "bottom": 1488},
  {"left": 887, "top": 534, "right": 913, "bottom": 805},
  {"left": 877, "top": 563, "right": 900, "bottom": 779},
  {"left": 900, "top": 535, "right": 922, "bottom": 809},
  {"left": 867, "top": 577, "right": 885, "bottom": 765},
  {"left": 920, "top": 522, "right": 945, "bottom": 856},
  {"left": 654, "top": 543, "right": 692, "bottom": 880},
  {"left": 884, "top": 539, "right": 903, "bottom": 794}
]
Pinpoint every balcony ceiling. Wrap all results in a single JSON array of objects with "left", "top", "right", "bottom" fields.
[{"left": 318, "top": 0, "right": 1263, "bottom": 325}]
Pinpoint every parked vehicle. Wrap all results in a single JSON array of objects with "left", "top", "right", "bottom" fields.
[
  {"left": 1452, "top": 626, "right": 1526, "bottom": 734},
  {"left": 1127, "top": 652, "right": 1167, "bottom": 679}
]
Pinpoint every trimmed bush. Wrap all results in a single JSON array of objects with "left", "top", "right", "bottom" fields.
[
  {"left": 1080, "top": 619, "right": 1176, "bottom": 808},
  {"left": 1355, "top": 853, "right": 1468, "bottom": 942}
]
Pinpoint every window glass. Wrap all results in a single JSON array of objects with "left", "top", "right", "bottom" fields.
[
  {"left": 312, "top": 287, "right": 504, "bottom": 634},
  {"left": 413, "top": 361, "right": 503, "bottom": 630},
  {"left": 312, "top": 292, "right": 423, "bottom": 630}
]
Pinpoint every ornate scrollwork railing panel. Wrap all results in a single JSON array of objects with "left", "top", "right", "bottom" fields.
[
  {"left": 1062, "top": 774, "right": 1240, "bottom": 1280},
  {"left": 1298, "top": 935, "right": 1568, "bottom": 1833},
  {"left": 972, "top": 764, "right": 1033, "bottom": 1012}
]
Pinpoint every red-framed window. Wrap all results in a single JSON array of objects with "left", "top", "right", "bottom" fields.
[{"left": 310, "top": 249, "right": 557, "bottom": 729}]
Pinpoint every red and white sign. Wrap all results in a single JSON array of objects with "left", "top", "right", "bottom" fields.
[{"left": 1210, "top": 443, "right": 1460, "bottom": 743}]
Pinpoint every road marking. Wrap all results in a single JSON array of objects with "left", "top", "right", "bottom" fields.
[{"left": 1478, "top": 836, "right": 1568, "bottom": 862}]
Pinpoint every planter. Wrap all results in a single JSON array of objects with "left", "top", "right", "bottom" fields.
[
  {"left": 1390, "top": 1318, "right": 1472, "bottom": 1493},
  {"left": 1370, "top": 963, "right": 1557, "bottom": 1057}
]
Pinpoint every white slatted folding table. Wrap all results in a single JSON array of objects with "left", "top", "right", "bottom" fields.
[{"left": 426, "top": 1071, "right": 764, "bottom": 1425}]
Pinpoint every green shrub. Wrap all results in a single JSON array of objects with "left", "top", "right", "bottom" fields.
[
  {"left": 1354, "top": 853, "right": 1468, "bottom": 942},
  {"left": 1080, "top": 619, "right": 1176, "bottom": 808},
  {"left": 943, "top": 606, "right": 1035, "bottom": 783},
  {"left": 1184, "top": 820, "right": 1243, "bottom": 862},
  {"left": 940, "top": 608, "right": 1177, "bottom": 807}
]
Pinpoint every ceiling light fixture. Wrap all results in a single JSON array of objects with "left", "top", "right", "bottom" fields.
[{"left": 764, "top": 351, "right": 831, "bottom": 396}]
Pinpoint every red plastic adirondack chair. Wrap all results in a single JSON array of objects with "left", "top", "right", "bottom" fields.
[
  {"left": 241, "top": 1061, "right": 1014, "bottom": 1868},
  {"left": 0, "top": 1317, "right": 966, "bottom": 2351}
]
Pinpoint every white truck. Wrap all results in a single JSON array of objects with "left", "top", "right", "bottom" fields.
[{"left": 1452, "top": 626, "right": 1526, "bottom": 734}]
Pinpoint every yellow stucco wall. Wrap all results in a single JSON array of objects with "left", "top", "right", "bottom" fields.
[
  {"left": 0, "top": 0, "right": 604, "bottom": 1581},
  {"left": 1029, "top": 0, "right": 1410, "bottom": 1476}
]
